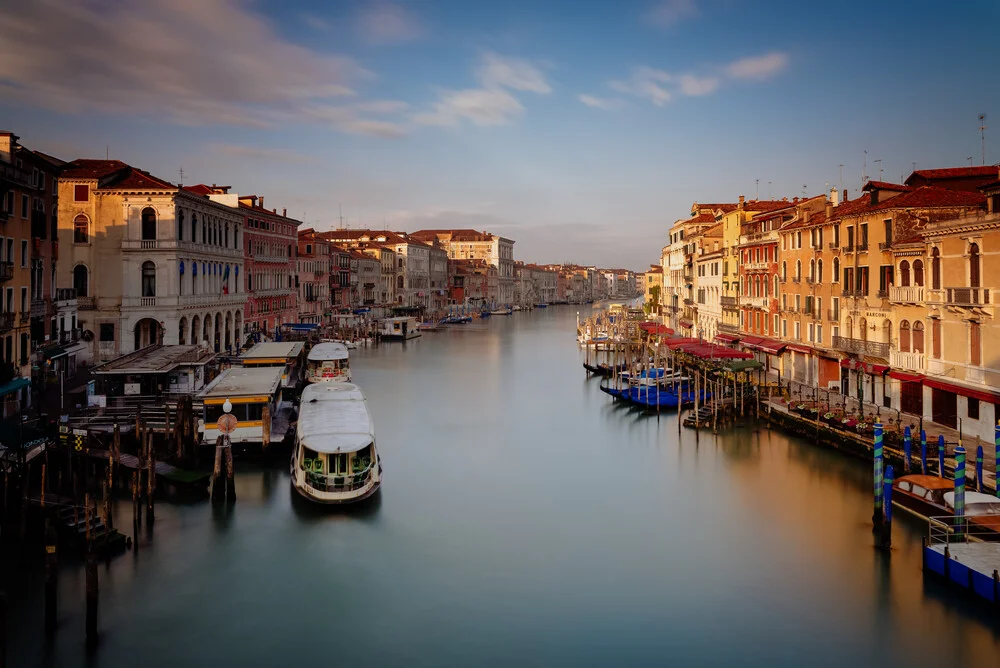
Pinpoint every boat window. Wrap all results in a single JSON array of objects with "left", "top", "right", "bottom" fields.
[
  {"left": 910, "top": 484, "right": 926, "bottom": 498},
  {"left": 966, "top": 502, "right": 1000, "bottom": 517},
  {"left": 897, "top": 481, "right": 911, "bottom": 492},
  {"left": 302, "top": 447, "right": 323, "bottom": 473},
  {"left": 333, "top": 453, "right": 348, "bottom": 474}
]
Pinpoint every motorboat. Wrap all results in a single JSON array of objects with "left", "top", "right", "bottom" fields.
[{"left": 305, "top": 342, "right": 351, "bottom": 383}]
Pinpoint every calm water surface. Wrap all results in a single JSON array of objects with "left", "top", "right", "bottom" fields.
[{"left": 9, "top": 307, "right": 1000, "bottom": 666}]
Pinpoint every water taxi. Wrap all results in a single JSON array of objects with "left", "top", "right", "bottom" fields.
[
  {"left": 290, "top": 383, "right": 381, "bottom": 504},
  {"left": 236, "top": 341, "right": 305, "bottom": 390},
  {"left": 198, "top": 366, "right": 284, "bottom": 444},
  {"left": 305, "top": 342, "right": 351, "bottom": 383},
  {"left": 379, "top": 317, "right": 421, "bottom": 341}
]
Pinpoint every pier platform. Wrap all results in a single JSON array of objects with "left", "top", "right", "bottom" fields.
[{"left": 923, "top": 518, "right": 1000, "bottom": 606}]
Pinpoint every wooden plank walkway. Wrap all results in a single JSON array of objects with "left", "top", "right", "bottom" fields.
[{"left": 85, "top": 448, "right": 209, "bottom": 484}]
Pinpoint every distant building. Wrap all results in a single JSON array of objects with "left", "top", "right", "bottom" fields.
[
  {"left": 409, "top": 229, "right": 515, "bottom": 304},
  {"left": 297, "top": 229, "right": 330, "bottom": 324}
]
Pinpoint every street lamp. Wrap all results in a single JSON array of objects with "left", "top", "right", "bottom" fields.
[{"left": 223, "top": 398, "right": 232, "bottom": 414}]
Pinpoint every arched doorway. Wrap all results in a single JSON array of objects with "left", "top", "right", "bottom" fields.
[
  {"left": 191, "top": 315, "right": 200, "bottom": 346},
  {"left": 203, "top": 314, "right": 211, "bottom": 346},
  {"left": 179, "top": 316, "right": 188, "bottom": 345},
  {"left": 134, "top": 318, "right": 162, "bottom": 350},
  {"left": 234, "top": 310, "right": 243, "bottom": 343},
  {"left": 225, "top": 311, "right": 233, "bottom": 352},
  {"left": 214, "top": 313, "right": 222, "bottom": 352}
]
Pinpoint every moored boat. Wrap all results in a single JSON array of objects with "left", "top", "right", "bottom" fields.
[
  {"left": 305, "top": 341, "right": 351, "bottom": 383},
  {"left": 290, "top": 383, "right": 381, "bottom": 504}
]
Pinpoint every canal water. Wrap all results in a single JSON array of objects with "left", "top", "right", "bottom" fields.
[{"left": 8, "top": 306, "right": 1000, "bottom": 667}]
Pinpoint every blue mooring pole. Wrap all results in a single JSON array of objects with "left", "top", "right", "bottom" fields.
[
  {"left": 995, "top": 420, "right": 1000, "bottom": 499},
  {"left": 903, "top": 426, "right": 912, "bottom": 473},
  {"left": 920, "top": 429, "right": 927, "bottom": 475},
  {"left": 873, "top": 423, "right": 884, "bottom": 524},
  {"left": 938, "top": 434, "right": 946, "bottom": 477},
  {"left": 954, "top": 446, "right": 966, "bottom": 539},
  {"left": 884, "top": 465, "right": 894, "bottom": 524},
  {"left": 977, "top": 445, "right": 984, "bottom": 493}
]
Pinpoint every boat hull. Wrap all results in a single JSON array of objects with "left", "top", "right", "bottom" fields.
[{"left": 291, "top": 477, "right": 381, "bottom": 505}]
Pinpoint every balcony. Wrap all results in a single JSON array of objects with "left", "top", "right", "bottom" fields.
[
  {"left": 720, "top": 296, "right": 737, "bottom": 307},
  {"left": 55, "top": 287, "right": 77, "bottom": 303},
  {"left": 841, "top": 289, "right": 867, "bottom": 298},
  {"left": 889, "top": 286, "right": 924, "bottom": 304},
  {"left": 878, "top": 241, "right": 892, "bottom": 251},
  {"left": 304, "top": 294, "right": 318, "bottom": 302},
  {"left": 843, "top": 244, "right": 855, "bottom": 253},
  {"left": 856, "top": 242, "right": 869, "bottom": 252},
  {"left": 683, "top": 298, "right": 694, "bottom": 306},
  {"left": 0, "top": 312, "right": 14, "bottom": 333},
  {"left": 718, "top": 322, "right": 740, "bottom": 333},
  {"left": 121, "top": 239, "right": 244, "bottom": 258},
  {"left": 805, "top": 277, "right": 815, "bottom": 284},
  {"left": 745, "top": 296, "right": 770, "bottom": 310},
  {"left": 0, "top": 261, "right": 13, "bottom": 282},
  {"left": 744, "top": 261, "right": 769, "bottom": 271},
  {"left": 785, "top": 305, "right": 798, "bottom": 314},
  {"left": 792, "top": 277, "right": 801, "bottom": 283},
  {"left": 77, "top": 296, "right": 97, "bottom": 310},
  {"left": 876, "top": 289, "right": 889, "bottom": 299},
  {"left": 827, "top": 309, "right": 840, "bottom": 322},
  {"left": 935, "top": 287, "right": 991, "bottom": 307},
  {"left": 18, "top": 312, "right": 29, "bottom": 324},
  {"left": 828, "top": 242, "right": 840, "bottom": 251},
  {"left": 832, "top": 335, "right": 889, "bottom": 358},
  {"left": 890, "top": 349, "right": 925, "bottom": 373}
]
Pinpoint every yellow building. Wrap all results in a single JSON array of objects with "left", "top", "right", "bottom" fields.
[{"left": 644, "top": 265, "right": 663, "bottom": 317}]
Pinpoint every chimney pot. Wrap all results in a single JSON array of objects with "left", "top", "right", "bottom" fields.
[
  {"left": 843, "top": 189, "right": 848, "bottom": 202},
  {"left": 826, "top": 202, "right": 833, "bottom": 217},
  {"left": 259, "top": 196, "right": 264, "bottom": 209}
]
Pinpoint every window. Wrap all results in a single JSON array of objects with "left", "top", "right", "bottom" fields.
[
  {"left": 932, "top": 319, "right": 941, "bottom": 359},
  {"left": 794, "top": 322, "right": 801, "bottom": 340},
  {"left": 913, "top": 260, "right": 924, "bottom": 287},
  {"left": 899, "top": 260, "right": 910, "bottom": 287},
  {"left": 883, "top": 219, "right": 892, "bottom": 246},
  {"left": 141, "top": 261, "right": 156, "bottom": 297},
  {"left": 931, "top": 248, "right": 941, "bottom": 289},
  {"left": 3, "top": 192, "right": 11, "bottom": 215},
  {"left": 816, "top": 324, "right": 823, "bottom": 344},
  {"left": 913, "top": 321, "right": 924, "bottom": 354},
  {"left": 860, "top": 223, "right": 869, "bottom": 247},
  {"left": 808, "top": 323, "right": 815, "bottom": 342},
  {"left": 833, "top": 257, "right": 840, "bottom": 282},
  {"left": 20, "top": 240, "right": 26, "bottom": 268},
  {"left": 178, "top": 210, "right": 185, "bottom": 240},
  {"left": 773, "top": 314, "right": 779, "bottom": 333},
  {"left": 817, "top": 259, "right": 823, "bottom": 283},
  {"left": 969, "top": 243, "right": 981, "bottom": 288},
  {"left": 781, "top": 261, "right": 787, "bottom": 280},
  {"left": 100, "top": 323, "right": 114, "bottom": 342},
  {"left": 73, "top": 264, "right": 89, "bottom": 297},
  {"left": 141, "top": 207, "right": 157, "bottom": 241},
  {"left": 970, "top": 321, "right": 981, "bottom": 366},
  {"left": 73, "top": 214, "right": 89, "bottom": 243},
  {"left": 74, "top": 184, "right": 89, "bottom": 202},
  {"left": 795, "top": 294, "right": 801, "bottom": 312},
  {"left": 20, "top": 287, "right": 26, "bottom": 315},
  {"left": 899, "top": 320, "right": 910, "bottom": 352},
  {"left": 21, "top": 194, "right": 28, "bottom": 218},
  {"left": 968, "top": 398, "right": 980, "bottom": 420}
]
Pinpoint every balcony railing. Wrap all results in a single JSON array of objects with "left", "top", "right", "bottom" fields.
[
  {"left": 879, "top": 241, "right": 892, "bottom": 251},
  {"left": 843, "top": 244, "right": 855, "bottom": 253},
  {"left": 718, "top": 322, "right": 740, "bottom": 333},
  {"left": 889, "top": 286, "right": 924, "bottom": 304},
  {"left": 841, "top": 289, "right": 867, "bottom": 298},
  {"left": 0, "top": 262, "right": 13, "bottom": 282},
  {"left": 77, "top": 296, "right": 97, "bottom": 310},
  {"left": 857, "top": 242, "right": 869, "bottom": 252},
  {"left": 805, "top": 277, "right": 815, "bottom": 284},
  {"left": 890, "top": 349, "right": 925, "bottom": 373},
  {"left": 55, "top": 287, "right": 77, "bottom": 302},
  {"left": 876, "top": 289, "right": 889, "bottom": 299},
  {"left": 0, "top": 312, "right": 14, "bottom": 333},
  {"left": 937, "top": 287, "right": 991, "bottom": 306},
  {"left": 832, "top": 336, "right": 889, "bottom": 358},
  {"left": 30, "top": 299, "right": 46, "bottom": 316},
  {"left": 744, "top": 261, "right": 769, "bottom": 271},
  {"left": 304, "top": 294, "right": 318, "bottom": 302},
  {"left": 828, "top": 242, "right": 840, "bottom": 250},
  {"left": 745, "top": 296, "right": 770, "bottom": 310},
  {"left": 792, "top": 277, "right": 801, "bottom": 283},
  {"left": 720, "top": 296, "right": 737, "bottom": 307}
]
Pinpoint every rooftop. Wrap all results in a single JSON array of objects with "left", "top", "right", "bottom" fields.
[
  {"left": 93, "top": 345, "right": 216, "bottom": 375},
  {"left": 199, "top": 366, "right": 284, "bottom": 398},
  {"left": 240, "top": 342, "right": 304, "bottom": 360}
]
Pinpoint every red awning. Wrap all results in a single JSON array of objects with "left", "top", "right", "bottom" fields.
[
  {"left": 840, "top": 359, "right": 889, "bottom": 375},
  {"left": 665, "top": 337, "right": 701, "bottom": 348},
  {"left": 923, "top": 378, "right": 1000, "bottom": 404},
  {"left": 786, "top": 343, "right": 813, "bottom": 354},
  {"left": 756, "top": 338, "right": 787, "bottom": 355},
  {"left": 888, "top": 371, "right": 923, "bottom": 383},
  {"left": 677, "top": 343, "right": 753, "bottom": 360},
  {"left": 740, "top": 335, "right": 766, "bottom": 349},
  {"left": 714, "top": 333, "right": 740, "bottom": 343},
  {"left": 678, "top": 319, "right": 693, "bottom": 328}
]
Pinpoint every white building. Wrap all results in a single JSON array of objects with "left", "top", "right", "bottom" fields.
[{"left": 57, "top": 160, "right": 247, "bottom": 362}]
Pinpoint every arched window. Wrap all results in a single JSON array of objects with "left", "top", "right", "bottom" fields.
[
  {"left": 913, "top": 260, "right": 924, "bottom": 287},
  {"left": 899, "top": 320, "right": 911, "bottom": 352},
  {"left": 773, "top": 275, "right": 779, "bottom": 297},
  {"left": 73, "top": 264, "right": 89, "bottom": 297},
  {"left": 396, "top": 275, "right": 404, "bottom": 289},
  {"left": 809, "top": 259, "right": 816, "bottom": 281},
  {"left": 225, "top": 222, "right": 229, "bottom": 248},
  {"left": 883, "top": 319, "right": 892, "bottom": 346},
  {"left": 931, "top": 248, "right": 941, "bottom": 289},
  {"left": 781, "top": 261, "right": 787, "bottom": 280},
  {"left": 970, "top": 243, "right": 981, "bottom": 288},
  {"left": 763, "top": 275, "right": 769, "bottom": 298},
  {"left": 833, "top": 257, "right": 840, "bottom": 282},
  {"left": 142, "top": 261, "right": 156, "bottom": 297},
  {"left": 191, "top": 213, "right": 198, "bottom": 242},
  {"left": 73, "top": 215, "right": 89, "bottom": 244},
  {"left": 845, "top": 316, "right": 853, "bottom": 337},
  {"left": 817, "top": 259, "right": 823, "bottom": 283},
  {"left": 178, "top": 210, "right": 185, "bottom": 241},
  {"left": 795, "top": 260, "right": 802, "bottom": 280},
  {"left": 913, "top": 321, "right": 925, "bottom": 354},
  {"left": 141, "top": 207, "right": 157, "bottom": 241},
  {"left": 859, "top": 317, "right": 868, "bottom": 341},
  {"left": 899, "top": 260, "right": 910, "bottom": 287}
]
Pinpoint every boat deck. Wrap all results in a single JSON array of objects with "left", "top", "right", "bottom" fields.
[{"left": 924, "top": 542, "right": 1000, "bottom": 604}]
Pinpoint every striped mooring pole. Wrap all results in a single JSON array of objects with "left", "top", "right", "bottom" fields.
[
  {"left": 903, "top": 426, "right": 912, "bottom": 473},
  {"left": 954, "top": 445, "right": 966, "bottom": 538},
  {"left": 977, "top": 445, "right": 984, "bottom": 493},
  {"left": 873, "top": 423, "right": 884, "bottom": 525},
  {"left": 995, "top": 421, "right": 1000, "bottom": 499},
  {"left": 883, "top": 465, "right": 895, "bottom": 525},
  {"left": 938, "top": 434, "right": 946, "bottom": 477},
  {"left": 920, "top": 429, "right": 927, "bottom": 475}
]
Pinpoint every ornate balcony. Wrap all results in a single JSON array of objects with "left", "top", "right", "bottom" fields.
[
  {"left": 832, "top": 335, "right": 889, "bottom": 358},
  {"left": 890, "top": 349, "right": 925, "bottom": 373},
  {"left": 889, "top": 286, "right": 924, "bottom": 304},
  {"left": 935, "top": 287, "right": 991, "bottom": 307},
  {"left": 0, "top": 312, "right": 14, "bottom": 333},
  {"left": 718, "top": 321, "right": 740, "bottom": 333},
  {"left": 828, "top": 242, "right": 840, "bottom": 251},
  {"left": 857, "top": 242, "right": 869, "bottom": 252},
  {"left": 878, "top": 242, "right": 892, "bottom": 251},
  {"left": 0, "top": 262, "right": 13, "bottom": 282}
]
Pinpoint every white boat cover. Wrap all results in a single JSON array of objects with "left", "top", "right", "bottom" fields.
[
  {"left": 297, "top": 383, "right": 374, "bottom": 453},
  {"left": 308, "top": 342, "right": 349, "bottom": 361}
]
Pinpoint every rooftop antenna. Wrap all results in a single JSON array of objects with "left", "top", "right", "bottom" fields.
[
  {"left": 862, "top": 150, "right": 868, "bottom": 183},
  {"left": 339, "top": 203, "right": 344, "bottom": 229},
  {"left": 874, "top": 158, "right": 882, "bottom": 181},
  {"left": 755, "top": 178, "right": 759, "bottom": 200},
  {"left": 968, "top": 156, "right": 974, "bottom": 166},
  {"left": 178, "top": 166, "right": 184, "bottom": 186},
  {"left": 768, "top": 181, "right": 772, "bottom": 199},
  {"left": 838, "top": 164, "right": 844, "bottom": 191},
  {"left": 106, "top": 146, "right": 109, "bottom": 160},
  {"left": 979, "top": 113, "right": 987, "bottom": 165}
]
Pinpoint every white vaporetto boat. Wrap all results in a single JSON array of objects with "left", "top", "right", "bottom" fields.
[
  {"left": 305, "top": 342, "right": 351, "bottom": 383},
  {"left": 291, "top": 383, "right": 381, "bottom": 504}
]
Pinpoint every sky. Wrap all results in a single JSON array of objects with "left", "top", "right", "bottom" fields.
[{"left": 1, "top": 0, "right": 998, "bottom": 269}]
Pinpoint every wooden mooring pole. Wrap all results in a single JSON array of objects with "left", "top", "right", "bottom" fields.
[
  {"left": 85, "top": 540, "right": 98, "bottom": 647},
  {"left": 146, "top": 432, "right": 155, "bottom": 526},
  {"left": 211, "top": 436, "right": 226, "bottom": 505}
]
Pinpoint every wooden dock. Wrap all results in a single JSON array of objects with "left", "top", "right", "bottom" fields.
[
  {"left": 924, "top": 540, "right": 1000, "bottom": 606},
  {"left": 85, "top": 448, "right": 209, "bottom": 486}
]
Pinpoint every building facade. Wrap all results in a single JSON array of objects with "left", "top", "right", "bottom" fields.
[
  {"left": 297, "top": 229, "right": 330, "bottom": 324},
  {"left": 410, "top": 229, "right": 516, "bottom": 304}
]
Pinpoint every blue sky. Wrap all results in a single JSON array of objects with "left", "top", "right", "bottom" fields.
[{"left": 1, "top": 0, "right": 997, "bottom": 268}]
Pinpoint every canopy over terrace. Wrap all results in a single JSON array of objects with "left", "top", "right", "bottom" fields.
[
  {"left": 639, "top": 322, "right": 674, "bottom": 336},
  {"left": 675, "top": 343, "right": 754, "bottom": 360}
]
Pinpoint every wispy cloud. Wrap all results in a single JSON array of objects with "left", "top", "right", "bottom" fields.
[
  {"left": 210, "top": 143, "right": 316, "bottom": 164},
  {"left": 415, "top": 53, "right": 551, "bottom": 127},
  {"left": 578, "top": 94, "right": 624, "bottom": 110},
  {"left": 356, "top": 2, "right": 424, "bottom": 45},
  {"left": 644, "top": 0, "right": 699, "bottom": 28},
  {"left": 726, "top": 52, "right": 789, "bottom": 80},
  {"left": 301, "top": 13, "right": 333, "bottom": 32},
  {"left": 608, "top": 52, "right": 788, "bottom": 106},
  {"left": 0, "top": 0, "right": 406, "bottom": 138}
]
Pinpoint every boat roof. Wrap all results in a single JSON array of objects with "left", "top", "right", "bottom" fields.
[
  {"left": 240, "top": 342, "right": 304, "bottom": 361},
  {"left": 93, "top": 344, "right": 216, "bottom": 375},
  {"left": 198, "top": 367, "right": 283, "bottom": 399},
  {"left": 308, "top": 342, "right": 349, "bottom": 362},
  {"left": 297, "top": 383, "right": 374, "bottom": 453},
  {"left": 943, "top": 491, "right": 1000, "bottom": 507},
  {"left": 896, "top": 475, "right": 954, "bottom": 490}
]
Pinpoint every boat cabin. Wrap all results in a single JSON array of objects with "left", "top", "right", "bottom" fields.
[
  {"left": 236, "top": 342, "right": 305, "bottom": 389},
  {"left": 305, "top": 342, "right": 351, "bottom": 383},
  {"left": 379, "top": 317, "right": 421, "bottom": 341},
  {"left": 198, "top": 366, "right": 283, "bottom": 444}
]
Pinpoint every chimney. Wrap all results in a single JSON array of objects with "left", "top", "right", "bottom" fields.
[
  {"left": 258, "top": 196, "right": 264, "bottom": 209},
  {"left": 0, "top": 132, "right": 18, "bottom": 165},
  {"left": 803, "top": 209, "right": 810, "bottom": 223},
  {"left": 826, "top": 202, "right": 833, "bottom": 218},
  {"left": 282, "top": 208, "right": 286, "bottom": 217},
  {"left": 829, "top": 187, "right": 839, "bottom": 207},
  {"left": 738, "top": 195, "right": 745, "bottom": 209},
  {"left": 843, "top": 189, "right": 848, "bottom": 202}
]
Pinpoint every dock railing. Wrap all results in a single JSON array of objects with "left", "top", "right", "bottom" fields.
[{"left": 927, "top": 516, "right": 1000, "bottom": 545}]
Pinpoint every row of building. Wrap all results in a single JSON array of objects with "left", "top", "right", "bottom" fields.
[
  {"left": 649, "top": 164, "right": 1000, "bottom": 441},
  {"left": 0, "top": 130, "right": 642, "bottom": 409}
]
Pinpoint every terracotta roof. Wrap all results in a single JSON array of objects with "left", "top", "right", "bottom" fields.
[
  {"left": 743, "top": 200, "right": 790, "bottom": 212},
  {"left": 780, "top": 210, "right": 827, "bottom": 231},
  {"left": 183, "top": 184, "right": 215, "bottom": 196},
  {"left": 906, "top": 166, "right": 999, "bottom": 182},
  {"left": 702, "top": 222, "right": 723, "bottom": 237},
  {"left": 61, "top": 159, "right": 175, "bottom": 190},
  {"left": 695, "top": 203, "right": 738, "bottom": 213},
  {"left": 60, "top": 159, "right": 129, "bottom": 179},
  {"left": 862, "top": 180, "right": 910, "bottom": 192},
  {"left": 686, "top": 212, "right": 717, "bottom": 224},
  {"left": 978, "top": 179, "right": 1000, "bottom": 191},
  {"left": 829, "top": 186, "right": 985, "bottom": 221},
  {"left": 318, "top": 229, "right": 410, "bottom": 245},
  {"left": 410, "top": 229, "right": 497, "bottom": 243}
]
